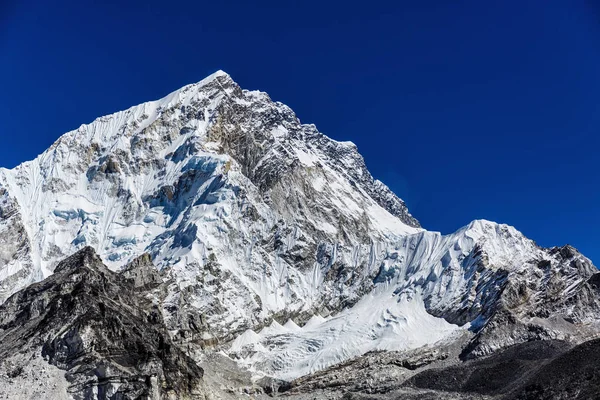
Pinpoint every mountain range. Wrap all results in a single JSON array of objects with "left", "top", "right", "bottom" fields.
[{"left": 0, "top": 71, "right": 598, "bottom": 399}]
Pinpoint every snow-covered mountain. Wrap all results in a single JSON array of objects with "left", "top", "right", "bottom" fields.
[
  {"left": 0, "top": 71, "right": 420, "bottom": 334},
  {"left": 0, "top": 71, "right": 598, "bottom": 388}
]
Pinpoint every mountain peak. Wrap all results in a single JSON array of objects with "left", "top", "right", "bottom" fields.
[
  {"left": 53, "top": 246, "right": 101, "bottom": 273},
  {"left": 205, "top": 69, "right": 230, "bottom": 80},
  {"left": 0, "top": 72, "right": 597, "bottom": 389},
  {"left": 0, "top": 68, "right": 421, "bottom": 307},
  {"left": 189, "top": 69, "right": 234, "bottom": 89}
]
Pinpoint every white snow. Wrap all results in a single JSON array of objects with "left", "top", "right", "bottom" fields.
[
  {"left": 230, "top": 285, "right": 463, "bottom": 380},
  {"left": 283, "top": 319, "right": 302, "bottom": 332},
  {"left": 230, "top": 329, "right": 262, "bottom": 352},
  {"left": 303, "top": 314, "right": 327, "bottom": 329}
]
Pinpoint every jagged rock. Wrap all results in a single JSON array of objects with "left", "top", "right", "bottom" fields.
[
  {"left": 460, "top": 243, "right": 600, "bottom": 360},
  {"left": 0, "top": 247, "right": 205, "bottom": 400},
  {"left": 121, "top": 252, "right": 163, "bottom": 290}
]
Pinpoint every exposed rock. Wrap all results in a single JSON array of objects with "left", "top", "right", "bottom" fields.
[
  {"left": 404, "top": 339, "right": 600, "bottom": 400},
  {"left": 460, "top": 244, "right": 600, "bottom": 360},
  {"left": 121, "top": 252, "right": 163, "bottom": 290},
  {"left": 0, "top": 247, "right": 205, "bottom": 400}
]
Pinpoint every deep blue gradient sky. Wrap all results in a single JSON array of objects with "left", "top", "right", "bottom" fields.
[{"left": 1, "top": 1, "right": 599, "bottom": 262}]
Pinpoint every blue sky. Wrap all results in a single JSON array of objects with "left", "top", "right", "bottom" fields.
[{"left": 1, "top": 0, "right": 599, "bottom": 263}]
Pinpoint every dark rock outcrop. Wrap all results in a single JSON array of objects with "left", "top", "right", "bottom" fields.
[
  {"left": 406, "top": 338, "right": 600, "bottom": 400},
  {"left": 0, "top": 247, "right": 205, "bottom": 400},
  {"left": 460, "top": 244, "right": 600, "bottom": 360}
]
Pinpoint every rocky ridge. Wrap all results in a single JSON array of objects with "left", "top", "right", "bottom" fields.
[{"left": 0, "top": 247, "right": 205, "bottom": 400}]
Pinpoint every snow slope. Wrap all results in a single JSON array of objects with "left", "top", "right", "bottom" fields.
[{"left": 230, "top": 285, "right": 462, "bottom": 380}]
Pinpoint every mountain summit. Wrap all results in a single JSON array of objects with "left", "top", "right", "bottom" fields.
[
  {"left": 0, "top": 70, "right": 419, "bottom": 323},
  {"left": 0, "top": 72, "right": 598, "bottom": 398}
]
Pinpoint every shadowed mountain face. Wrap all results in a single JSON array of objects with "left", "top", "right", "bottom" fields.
[{"left": 0, "top": 247, "right": 204, "bottom": 400}]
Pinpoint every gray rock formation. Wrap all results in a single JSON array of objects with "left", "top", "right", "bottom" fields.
[
  {"left": 460, "top": 244, "right": 600, "bottom": 360},
  {"left": 121, "top": 252, "right": 164, "bottom": 290},
  {"left": 0, "top": 247, "right": 205, "bottom": 400}
]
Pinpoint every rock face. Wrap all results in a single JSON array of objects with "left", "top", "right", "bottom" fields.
[
  {"left": 121, "top": 252, "right": 163, "bottom": 290},
  {"left": 461, "top": 244, "right": 600, "bottom": 360},
  {"left": 0, "top": 247, "right": 205, "bottom": 400},
  {"left": 0, "top": 70, "right": 598, "bottom": 386}
]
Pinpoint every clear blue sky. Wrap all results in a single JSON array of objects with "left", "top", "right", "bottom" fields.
[{"left": 1, "top": 0, "right": 599, "bottom": 263}]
